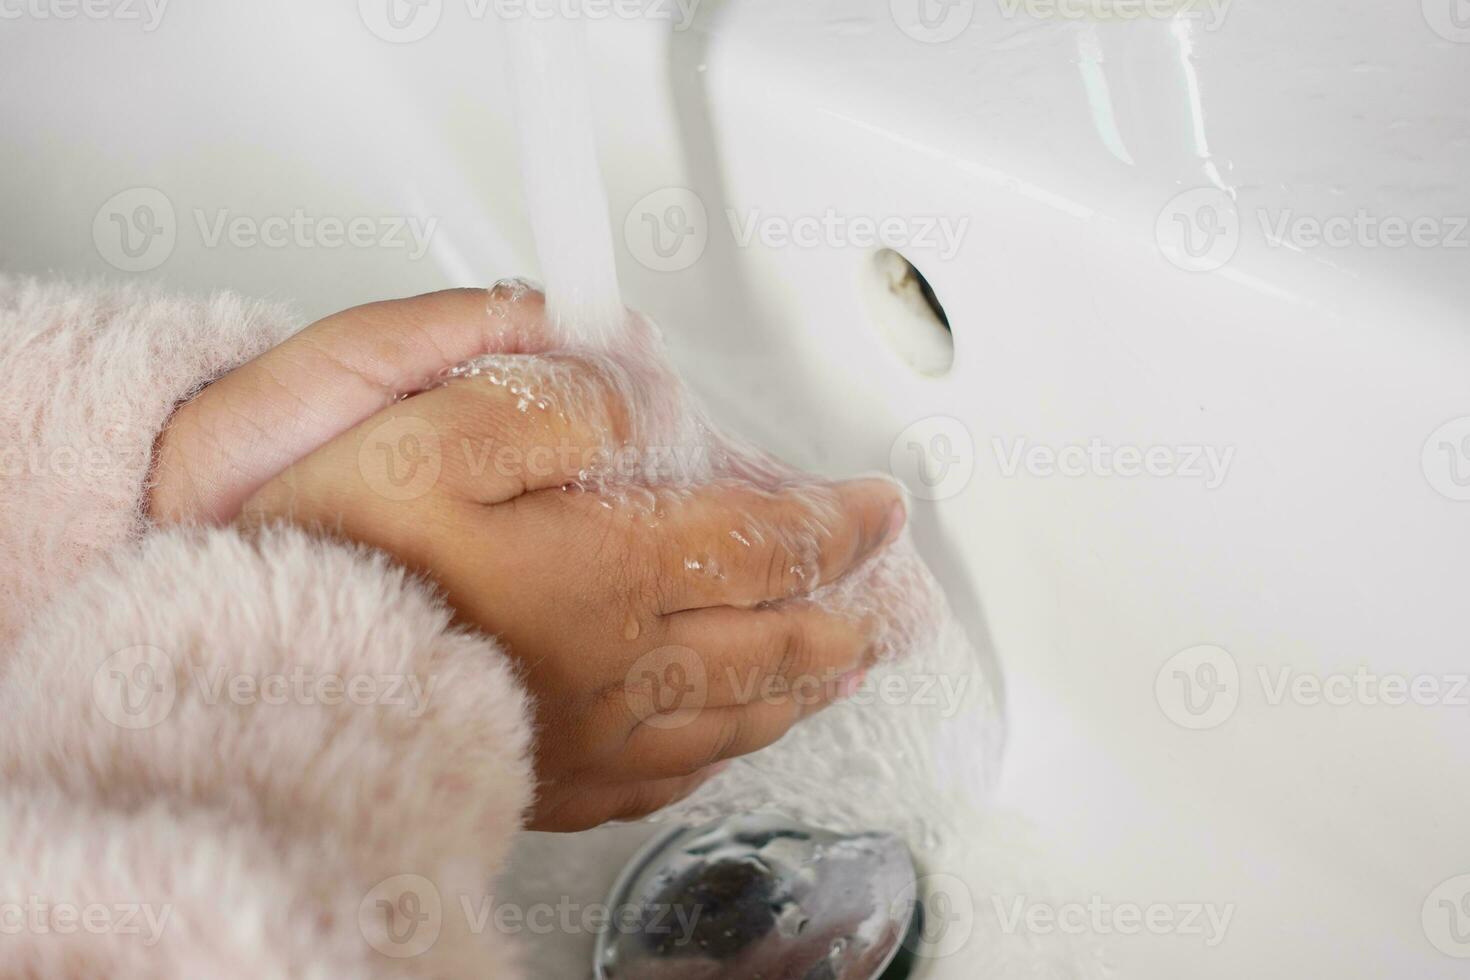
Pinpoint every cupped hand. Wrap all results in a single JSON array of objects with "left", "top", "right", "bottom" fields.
[
  {"left": 150, "top": 285, "right": 554, "bottom": 526},
  {"left": 236, "top": 338, "right": 905, "bottom": 831}
]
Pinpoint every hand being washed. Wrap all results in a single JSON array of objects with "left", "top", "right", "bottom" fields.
[
  {"left": 150, "top": 287, "right": 558, "bottom": 525},
  {"left": 178, "top": 287, "right": 905, "bottom": 832}
]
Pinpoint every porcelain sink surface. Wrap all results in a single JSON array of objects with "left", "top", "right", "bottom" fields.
[{"left": 2, "top": 2, "right": 1468, "bottom": 977}]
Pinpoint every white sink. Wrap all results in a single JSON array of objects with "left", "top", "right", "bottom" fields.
[{"left": 3, "top": 2, "right": 1469, "bottom": 976}]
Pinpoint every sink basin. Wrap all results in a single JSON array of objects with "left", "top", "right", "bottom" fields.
[{"left": 3, "top": 2, "right": 1468, "bottom": 976}]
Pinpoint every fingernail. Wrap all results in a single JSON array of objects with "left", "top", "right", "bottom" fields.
[{"left": 838, "top": 669, "right": 869, "bottom": 700}]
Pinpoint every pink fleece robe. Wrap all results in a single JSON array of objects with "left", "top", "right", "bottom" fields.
[{"left": 0, "top": 276, "right": 536, "bottom": 977}]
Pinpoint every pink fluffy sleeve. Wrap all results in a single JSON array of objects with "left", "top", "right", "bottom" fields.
[
  {"left": 0, "top": 278, "right": 538, "bottom": 977},
  {"left": 0, "top": 275, "right": 295, "bottom": 647}
]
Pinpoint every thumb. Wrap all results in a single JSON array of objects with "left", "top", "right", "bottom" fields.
[{"left": 150, "top": 283, "right": 552, "bottom": 524}]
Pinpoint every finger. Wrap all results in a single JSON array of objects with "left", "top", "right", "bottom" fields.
[
  {"left": 665, "top": 604, "right": 873, "bottom": 707},
  {"left": 622, "top": 696, "right": 841, "bottom": 782},
  {"left": 653, "top": 479, "right": 905, "bottom": 613},
  {"left": 605, "top": 608, "right": 871, "bottom": 782},
  {"left": 609, "top": 767, "right": 727, "bottom": 823},
  {"left": 153, "top": 283, "right": 552, "bottom": 524},
  {"left": 531, "top": 766, "right": 722, "bottom": 833}
]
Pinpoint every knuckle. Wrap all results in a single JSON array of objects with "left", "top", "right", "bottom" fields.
[
  {"left": 772, "top": 621, "right": 816, "bottom": 682},
  {"left": 770, "top": 519, "right": 825, "bottom": 597},
  {"left": 614, "top": 780, "right": 689, "bottom": 822},
  {"left": 708, "top": 711, "right": 746, "bottom": 763},
  {"left": 631, "top": 517, "right": 690, "bottom": 612},
  {"left": 612, "top": 784, "right": 656, "bottom": 822},
  {"left": 763, "top": 544, "right": 804, "bottom": 598},
  {"left": 627, "top": 540, "right": 675, "bottom": 613}
]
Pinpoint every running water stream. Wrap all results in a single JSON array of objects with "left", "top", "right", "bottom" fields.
[
  {"left": 473, "top": 5, "right": 1000, "bottom": 850},
  {"left": 501, "top": 10, "right": 625, "bottom": 344}
]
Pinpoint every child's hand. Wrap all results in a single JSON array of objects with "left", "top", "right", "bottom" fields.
[
  {"left": 151, "top": 287, "right": 555, "bottom": 525},
  {"left": 236, "top": 350, "right": 904, "bottom": 831}
]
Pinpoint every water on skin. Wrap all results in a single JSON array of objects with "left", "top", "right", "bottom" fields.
[
  {"left": 439, "top": 287, "right": 998, "bottom": 853},
  {"left": 452, "top": 8, "right": 1001, "bottom": 850}
]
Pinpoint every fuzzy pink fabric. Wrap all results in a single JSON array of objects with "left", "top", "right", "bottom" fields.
[
  {"left": 0, "top": 277, "right": 536, "bottom": 977},
  {"left": 0, "top": 276, "right": 293, "bottom": 645}
]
